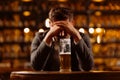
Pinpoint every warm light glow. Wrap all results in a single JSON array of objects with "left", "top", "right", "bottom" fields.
[
  {"left": 101, "top": 28, "right": 105, "bottom": 34},
  {"left": 49, "top": 0, "right": 67, "bottom": 2},
  {"left": 95, "top": 11, "right": 102, "bottom": 16},
  {"left": 45, "top": 18, "right": 50, "bottom": 28},
  {"left": 97, "top": 35, "right": 101, "bottom": 44},
  {"left": 23, "top": 11, "right": 31, "bottom": 16},
  {"left": 22, "top": 0, "right": 32, "bottom": 2},
  {"left": 92, "top": 0, "right": 104, "bottom": 2},
  {"left": 24, "top": 28, "right": 30, "bottom": 33},
  {"left": 96, "top": 28, "right": 102, "bottom": 33},
  {"left": 96, "top": 23, "right": 101, "bottom": 27},
  {"left": 39, "top": 28, "right": 44, "bottom": 33},
  {"left": 89, "top": 28, "right": 95, "bottom": 34},
  {"left": 58, "top": 0, "right": 67, "bottom": 2},
  {"left": 79, "top": 28, "right": 85, "bottom": 33},
  {"left": 89, "top": 23, "right": 94, "bottom": 27}
]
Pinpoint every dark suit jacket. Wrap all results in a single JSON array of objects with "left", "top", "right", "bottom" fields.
[{"left": 31, "top": 31, "right": 94, "bottom": 71}]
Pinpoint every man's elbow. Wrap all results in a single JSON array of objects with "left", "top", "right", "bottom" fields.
[
  {"left": 30, "top": 55, "right": 41, "bottom": 71},
  {"left": 82, "top": 62, "right": 94, "bottom": 71},
  {"left": 83, "top": 66, "right": 93, "bottom": 71},
  {"left": 31, "top": 60, "right": 42, "bottom": 71}
]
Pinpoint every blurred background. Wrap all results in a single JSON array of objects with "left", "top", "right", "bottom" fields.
[{"left": 0, "top": 0, "right": 120, "bottom": 76}]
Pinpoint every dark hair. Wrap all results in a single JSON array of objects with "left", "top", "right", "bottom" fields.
[{"left": 49, "top": 7, "right": 73, "bottom": 21}]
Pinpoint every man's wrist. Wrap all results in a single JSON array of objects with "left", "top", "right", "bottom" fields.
[
  {"left": 73, "top": 30, "right": 82, "bottom": 44},
  {"left": 43, "top": 34, "right": 52, "bottom": 46}
]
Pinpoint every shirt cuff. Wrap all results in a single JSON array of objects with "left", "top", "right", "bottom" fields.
[
  {"left": 74, "top": 38, "right": 82, "bottom": 45},
  {"left": 43, "top": 41, "right": 52, "bottom": 47}
]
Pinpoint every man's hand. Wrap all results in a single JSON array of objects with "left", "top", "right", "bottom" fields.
[
  {"left": 43, "top": 24, "right": 61, "bottom": 46},
  {"left": 53, "top": 20, "right": 82, "bottom": 43}
]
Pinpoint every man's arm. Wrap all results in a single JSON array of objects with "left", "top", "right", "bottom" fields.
[
  {"left": 30, "top": 32, "right": 52, "bottom": 70},
  {"left": 54, "top": 21, "right": 94, "bottom": 71},
  {"left": 75, "top": 33, "right": 94, "bottom": 71}
]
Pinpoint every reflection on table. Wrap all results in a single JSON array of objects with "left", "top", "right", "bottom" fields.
[{"left": 10, "top": 71, "right": 120, "bottom": 80}]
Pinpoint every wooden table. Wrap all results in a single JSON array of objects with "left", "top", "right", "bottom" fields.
[
  {"left": 0, "top": 68, "right": 33, "bottom": 80},
  {"left": 10, "top": 71, "right": 120, "bottom": 80}
]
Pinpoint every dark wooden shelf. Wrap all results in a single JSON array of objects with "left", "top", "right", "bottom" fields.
[
  {"left": 94, "top": 56, "right": 120, "bottom": 59},
  {"left": 89, "top": 10, "right": 120, "bottom": 15},
  {"left": 91, "top": 26, "right": 120, "bottom": 29},
  {"left": 0, "top": 11, "right": 21, "bottom": 14},
  {"left": 0, "top": 42, "right": 31, "bottom": 45},
  {"left": 92, "top": 41, "right": 120, "bottom": 45},
  {"left": 74, "top": 10, "right": 87, "bottom": 15},
  {"left": 0, "top": 26, "right": 39, "bottom": 30},
  {"left": 0, "top": 26, "right": 23, "bottom": 30},
  {"left": 2, "top": 56, "right": 29, "bottom": 60}
]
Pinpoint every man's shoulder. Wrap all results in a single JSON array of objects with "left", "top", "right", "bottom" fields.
[
  {"left": 79, "top": 32, "right": 90, "bottom": 40},
  {"left": 79, "top": 32, "right": 86, "bottom": 37},
  {"left": 35, "top": 30, "right": 48, "bottom": 37}
]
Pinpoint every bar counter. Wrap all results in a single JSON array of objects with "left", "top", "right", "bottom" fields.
[
  {"left": 10, "top": 71, "right": 120, "bottom": 80},
  {"left": 0, "top": 68, "right": 33, "bottom": 80}
]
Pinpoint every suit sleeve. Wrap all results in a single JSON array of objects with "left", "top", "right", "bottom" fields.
[
  {"left": 75, "top": 33, "right": 94, "bottom": 71},
  {"left": 30, "top": 32, "right": 52, "bottom": 70}
]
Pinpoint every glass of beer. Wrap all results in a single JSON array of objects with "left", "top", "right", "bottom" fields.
[{"left": 59, "top": 38, "right": 71, "bottom": 72}]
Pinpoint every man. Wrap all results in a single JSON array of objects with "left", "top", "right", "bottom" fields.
[{"left": 31, "top": 7, "right": 94, "bottom": 71}]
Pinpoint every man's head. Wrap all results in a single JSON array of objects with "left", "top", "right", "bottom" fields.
[
  {"left": 49, "top": 7, "right": 73, "bottom": 22},
  {"left": 48, "top": 7, "right": 74, "bottom": 38}
]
